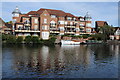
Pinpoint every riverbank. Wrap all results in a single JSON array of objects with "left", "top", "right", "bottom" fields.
[{"left": 2, "top": 34, "right": 120, "bottom": 45}]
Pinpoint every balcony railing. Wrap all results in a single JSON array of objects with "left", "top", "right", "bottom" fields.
[
  {"left": 64, "top": 31, "right": 75, "bottom": 34},
  {"left": 65, "top": 24, "right": 76, "bottom": 26},
  {"left": 15, "top": 30, "right": 40, "bottom": 32},
  {"left": 50, "top": 28, "right": 59, "bottom": 31}
]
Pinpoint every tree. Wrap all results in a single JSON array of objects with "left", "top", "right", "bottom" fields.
[
  {"left": 99, "top": 25, "right": 114, "bottom": 42},
  {"left": 6, "top": 21, "right": 13, "bottom": 24},
  {"left": 91, "top": 34, "right": 102, "bottom": 40}
]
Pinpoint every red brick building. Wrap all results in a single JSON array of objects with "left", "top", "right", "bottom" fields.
[
  {"left": 12, "top": 6, "right": 92, "bottom": 40},
  {"left": 95, "top": 21, "right": 108, "bottom": 33}
]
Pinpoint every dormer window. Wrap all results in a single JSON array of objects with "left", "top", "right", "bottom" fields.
[
  {"left": 29, "top": 15, "right": 32, "bottom": 17},
  {"left": 44, "top": 14, "right": 47, "bottom": 16},
  {"left": 24, "top": 20, "right": 30, "bottom": 24},
  {"left": 73, "top": 18, "right": 76, "bottom": 21},
  {"left": 51, "top": 15, "right": 56, "bottom": 18},
  {"left": 80, "top": 18, "right": 84, "bottom": 21},
  {"left": 67, "top": 17, "right": 72, "bottom": 20}
]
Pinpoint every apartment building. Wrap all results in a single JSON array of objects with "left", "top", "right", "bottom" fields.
[{"left": 12, "top": 6, "right": 92, "bottom": 40}]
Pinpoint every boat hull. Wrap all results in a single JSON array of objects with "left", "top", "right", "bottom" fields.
[{"left": 61, "top": 40, "right": 80, "bottom": 45}]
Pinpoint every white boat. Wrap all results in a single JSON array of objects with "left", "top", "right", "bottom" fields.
[{"left": 61, "top": 40, "right": 81, "bottom": 45}]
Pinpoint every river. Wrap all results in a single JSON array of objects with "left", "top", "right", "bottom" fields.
[{"left": 2, "top": 44, "right": 119, "bottom": 78}]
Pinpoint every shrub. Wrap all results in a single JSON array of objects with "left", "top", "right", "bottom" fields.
[
  {"left": 31, "top": 36, "right": 39, "bottom": 43},
  {"left": 91, "top": 34, "right": 102, "bottom": 40},
  {"left": 2, "top": 34, "right": 8, "bottom": 41},
  {"left": 82, "top": 34, "right": 89, "bottom": 38},
  {"left": 24, "top": 36, "right": 32, "bottom": 44},
  {"left": 48, "top": 37, "right": 56, "bottom": 44},
  {"left": 16, "top": 36, "right": 23, "bottom": 43},
  {"left": 6, "top": 35, "right": 16, "bottom": 44}
]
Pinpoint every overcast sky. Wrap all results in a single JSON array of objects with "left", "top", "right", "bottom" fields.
[{"left": 1, "top": 2, "right": 118, "bottom": 27}]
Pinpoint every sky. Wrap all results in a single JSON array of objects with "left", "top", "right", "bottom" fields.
[{"left": 1, "top": 2, "right": 118, "bottom": 27}]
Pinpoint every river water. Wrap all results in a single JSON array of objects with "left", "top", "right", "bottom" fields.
[{"left": 2, "top": 44, "right": 119, "bottom": 78}]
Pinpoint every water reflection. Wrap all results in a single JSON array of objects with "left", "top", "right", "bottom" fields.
[{"left": 2, "top": 44, "right": 119, "bottom": 78}]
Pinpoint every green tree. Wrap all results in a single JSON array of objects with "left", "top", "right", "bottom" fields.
[
  {"left": 91, "top": 34, "right": 103, "bottom": 40},
  {"left": 6, "top": 21, "right": 13, "bottom": 24},
  {"left": 99, "top": 25, "right": 114, "bottom": 42}
]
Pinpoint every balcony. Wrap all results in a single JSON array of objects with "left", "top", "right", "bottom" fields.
[
  {"left": 50, "top": 31, "right": 59, "bottom": 33},
  {"left": 50, "top": 28, "right": 59, "bottom": 33},
  {"left": 65, "top": 24, "right": 76, "bottom": 28},
  {"left": 65, "top": 31, "right": 75, "bottom": 34},
  {"left": 15, "top": 30, "right": 40, "bottom": 32}
]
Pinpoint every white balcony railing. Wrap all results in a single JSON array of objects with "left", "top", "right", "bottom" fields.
[{"left": 15, "top": 30, "right": 40, "bottom": 32}]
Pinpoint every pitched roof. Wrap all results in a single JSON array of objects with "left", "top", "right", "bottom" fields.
[
  {"left": 22, "top": 14, "right": 30, "bottom": 18},
  {"left": 96, "top": 21, "right": 108, "bottom": 27},
  {"left": 65, "top": 13, "right": 75, "bottom": 17},
  {"left": 0, "top": 18, "right": 5, "bottom": 28},
  {"left": 37, "top": 8, "right": 75, "bottom": 17},
  {"left": 113, "top": 27, "right": 120, "bottom": 32},
  {"left": 27, "top": 11, "right": 37, "bottom": 15},
  {"left": 5, "top": 23, "right": 12, "bottom": 28}
]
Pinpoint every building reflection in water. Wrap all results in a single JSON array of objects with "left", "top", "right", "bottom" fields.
[
  {"left": 11, "top": 45, "right": 92, "bottom": 74},
  {"left": 4, "top": 44, "right": 118, "bottom": 78}
]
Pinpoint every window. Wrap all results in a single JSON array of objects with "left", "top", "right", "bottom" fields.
[
  {"left": 70, "top": 22, "right": 73, "bottom": 25},
  {"left": 34, "top": 25, "right": 38, "bottom": 30},
  {"left": 24, "top": 19, "right": 30, "bottom": 24},
  {"left": 67, "top": 17, "right": 72, "bottom": 20},
  {"left": 80, "top": 18, "right": 84, "bottom": 21},
  {"left": 58, "top": 21, "right": 64, "bottom": 24},
  {"left": 80, "top": 24, "right": 84, "bottom": 26},
  {"left": 13, "top": 13, "right": 19, "bottom": 17},
  {"left": 44, "top": 14, "right": 47, "bottom": 16},
  {"left": 13, "top": 19, "right": 16, "bottom": 23},
  {"left": 86, "top": 28, "right": 91, "bottom": 32},
  {"left": 50, "top": 20, "right": 56, "bottom": 25},
  {"left": 51, "top": 15, "right": 56, "bottom": 18},
  {"left": 73, "top": 18, "right": 76, "bottom": 21},
  {"left": 42, "top": 25, "right": 48, "bottom": 30},
  {"left": 18, "top": 25, "right": 23, "bottom": 30},
  {"left": 29, "top": 15, "right": 32, "bottom": 17},
  {"left": 86, "top": 23, "right": 91, "bottom": 27},
  {"left": 76, "top": 28, "right": 79, "bottom": 31},
  {"left": 44, "top": 19, "right": 47, "bottom": 23},
  {"left": 59, "top": 27, "right": 64, "bottom": 31},
  {"left": 34, "top": 19, "right": 38, "bottom": 23},
  {"left": 65, "top": 22, "right": 67, "bottom": 25}
]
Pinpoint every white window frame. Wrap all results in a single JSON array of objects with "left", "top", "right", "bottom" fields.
[
  {"left": 51, "top": 15, "right": 56, "bottom": 18},
  {"left": 44, "top": 19, "right": 47, "bottom": 23},
  {"left": 58, "top": 21, "right": 64, "bottom": 24},
  {"left": 34, "top": 25, "right": 38, "bottom": 30},
  {"left": 34, "top": 19, "right": 38, "bottom": 23}
]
